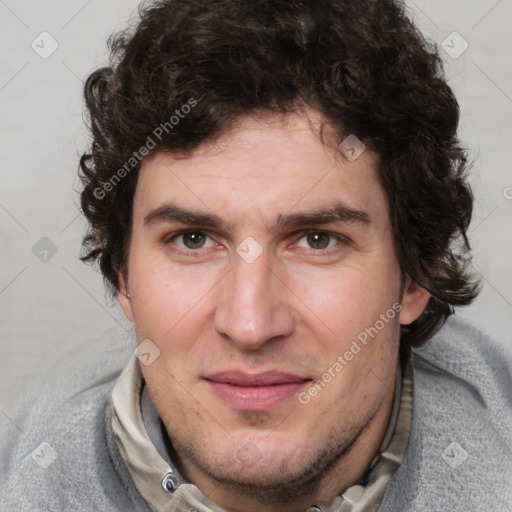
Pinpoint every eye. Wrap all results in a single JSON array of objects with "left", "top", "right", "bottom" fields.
[
  {"left": 295, "top": 231, "right": 346, "bottom": 252},
  {"left": 170, "top": 230, "right": 216, "bottom": 250}
]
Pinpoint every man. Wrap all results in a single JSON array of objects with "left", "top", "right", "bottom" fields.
[{"left": 2, "top": 0, "right": 511, "bottom": 511}]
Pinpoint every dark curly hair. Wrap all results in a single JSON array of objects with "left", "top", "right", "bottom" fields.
[{"left": 79, "top": 0, "right": 479, "bottom": 347}]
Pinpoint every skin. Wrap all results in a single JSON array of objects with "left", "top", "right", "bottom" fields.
[{"left": 118, "top": 109, "right": 430, "bottom": 512}]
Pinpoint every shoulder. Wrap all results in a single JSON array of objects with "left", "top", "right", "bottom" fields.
[
  {"left": 415, "top": 314, "right": 511, "bottom": 390},
  {"left": 380, "top": 315, "right": 512, "bottom": 511},
  {"left": 0, "top": 362, "right": 148, "bottom": 512},
  {"left": 412, "top": 314, "right": 512, "bottom": 440}
]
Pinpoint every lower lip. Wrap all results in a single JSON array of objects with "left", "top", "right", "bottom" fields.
[{"left": 206, "top": 380, "right": 311, "bottom": 411}]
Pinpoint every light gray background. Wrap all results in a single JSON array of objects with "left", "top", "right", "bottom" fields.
[{"left": 1, "top": 0, "right": 511, "bottom": 420}]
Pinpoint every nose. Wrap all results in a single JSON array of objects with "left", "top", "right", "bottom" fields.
[{"left": 213, "top": 249, "right": 295, "bottom": 350}]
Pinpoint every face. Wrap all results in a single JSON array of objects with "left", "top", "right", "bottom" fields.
[{"left": 119, "top": 110, "right": 429, "bottom": 510}]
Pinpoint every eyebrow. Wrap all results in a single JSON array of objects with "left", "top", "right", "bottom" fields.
[
  {"left": 275, "top": 204, "right": 371, "bottom": 230},
  {"left": 144, "top": 204, "right": 231, "bottom": 230},
  {"left": 143, "top": 202, "right": 371, "bottom": 231}
]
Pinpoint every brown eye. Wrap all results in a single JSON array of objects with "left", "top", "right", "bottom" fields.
[
  {"left": 294, "top": 231, "right": 347, "bottom": 254},
  {"left": 170, "top": 231, "right": 215, "bottom": 251},
  {"left": 306, "top": 232, "right": 331, "bottom": 249},
  {"left": 181, "top": 232, "right": 206, "bottom": 249}
]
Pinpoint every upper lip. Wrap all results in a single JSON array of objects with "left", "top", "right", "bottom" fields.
[{"left": 204, "top": 371, "right": 311, "bottom": 387}]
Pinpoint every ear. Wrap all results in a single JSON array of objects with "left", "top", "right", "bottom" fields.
[
  {"left": 118, "top": 274, "right": 134, "bottom": 322},
  {"left": 399, "top": 277, "right": 430, "bottom": 325}
]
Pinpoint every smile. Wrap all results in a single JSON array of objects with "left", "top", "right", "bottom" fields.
[{"left": 204, "top": 372, "right": 312, "bottom": 411}]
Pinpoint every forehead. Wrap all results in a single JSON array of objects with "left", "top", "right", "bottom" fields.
[{"left": 133, "top": 110, "right": 386, "bottom": 229}]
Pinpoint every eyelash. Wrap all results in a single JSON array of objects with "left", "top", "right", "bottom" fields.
[{"left": 164, "top": 229, "right": 349, "bottom": 257}]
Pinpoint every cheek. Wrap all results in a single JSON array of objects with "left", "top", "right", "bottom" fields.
[
  {"left": 291, "top": 263, "right": 400, "bottom": 344},
  {"left": 128, "top": 254, "right": 220, "bottom": 347}
]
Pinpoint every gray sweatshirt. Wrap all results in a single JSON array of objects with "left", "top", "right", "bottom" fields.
[{"left": 1, "top": 316, "right": 511, "bottom": 511}]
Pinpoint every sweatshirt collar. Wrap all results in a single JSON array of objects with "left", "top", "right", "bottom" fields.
[{"left": 111, "top": 352, "right": 413, "bottom": 512}]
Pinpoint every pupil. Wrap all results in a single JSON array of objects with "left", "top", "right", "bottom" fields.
[
  {"left": 307, "top": 232, "right": 329, "bottom": 249},
  {"left": 184, "top": 232, "right": 204, "bottom": 249}
]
